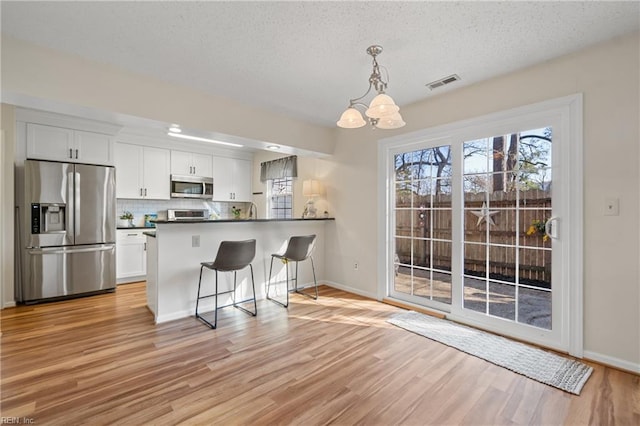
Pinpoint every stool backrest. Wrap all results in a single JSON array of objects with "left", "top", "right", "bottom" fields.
[
  {"left": 283, "top": 234, "right": 316, "bottom": 262},
  {"left": 212, "top": 239, "right": 256, "bottom": 271}
]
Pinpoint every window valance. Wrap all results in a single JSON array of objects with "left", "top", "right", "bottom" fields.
[{"left": 260, "top": 155, "right": 298, "bottom": 182}]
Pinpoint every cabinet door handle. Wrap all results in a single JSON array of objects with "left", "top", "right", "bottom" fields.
[
  {"left": 144, "top": 242, "right": 147, "bottom": 251},
  {"left": 193, "top": 166, "right": 196, "bottom": 174},
  {"left": 144, "top": 188, "right": 147, "bottom": 196},
  {"left": 69, "top": 148, "right": 73, "bottom": 159},
  {"left": 75, "top": 149, "right": 79, "bottom": 159},
  {"left": 140, "top": 188, "right": 143, "bottom": 196},
  {"left": 127, "top": 233, "right": 137, "bottom": 236}
]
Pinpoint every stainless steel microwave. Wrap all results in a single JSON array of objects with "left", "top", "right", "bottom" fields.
[{"left": 170, "top": 175, "right": 213, "bottom": 199}]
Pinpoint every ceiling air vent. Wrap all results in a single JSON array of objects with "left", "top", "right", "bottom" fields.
[{"left": 426, "top": 74, "right": 461, "bottom": 91}]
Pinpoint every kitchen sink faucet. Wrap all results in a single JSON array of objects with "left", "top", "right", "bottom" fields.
[{"left": 248, "top": 202, "right": 258, "bottom": 220}]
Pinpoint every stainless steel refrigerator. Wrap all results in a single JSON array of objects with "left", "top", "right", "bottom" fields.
[{"left": 16, "top": 159, "right": 116, "bottom": 303}]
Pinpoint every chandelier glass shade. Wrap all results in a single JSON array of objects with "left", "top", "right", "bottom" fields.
[
  {"left": 375, "top": 112, "right": 406, "bottom": 130},
  {"left": 365, "top": 93, "right": 400, "bottom": 118},
  {"left": 337, "top": 107, "right": 367, "bottom": 128},
  {"left": 337, "top": 45, "right": 405, "bottom": 130}
]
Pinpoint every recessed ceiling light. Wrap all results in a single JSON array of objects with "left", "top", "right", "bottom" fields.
[
  {"left": 266, "top": 145, "right": 280, "bottom": 150},
  {"left": 168, "top": 125, "right": 182, "bottom": 133},
  {"left": 167, "top": 132, "right": 243, "bottom": 148}
]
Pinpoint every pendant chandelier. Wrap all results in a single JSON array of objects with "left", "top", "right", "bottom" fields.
[{"left": 337, "top": 45, "right": 406, "bottom": 130}]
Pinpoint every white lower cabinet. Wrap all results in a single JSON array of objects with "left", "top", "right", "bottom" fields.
[{"left": 116, "top": 230, "right": 147, "bottom": 283}]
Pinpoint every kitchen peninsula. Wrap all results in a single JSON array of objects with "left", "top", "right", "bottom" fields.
[{"left": 145, "top": 218, "right": 334, "bottom": 323}]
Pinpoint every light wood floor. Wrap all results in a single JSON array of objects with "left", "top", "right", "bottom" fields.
[{"left": 1, "top": 283, "right": 638, "bottom": 425}]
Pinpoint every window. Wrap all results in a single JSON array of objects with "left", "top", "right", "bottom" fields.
[{"left": 268, "top": 177, "right": 293, "bottom": 219}]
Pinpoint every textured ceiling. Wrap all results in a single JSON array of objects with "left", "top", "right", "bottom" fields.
[{"left": 1, "top": 1, "right": 639, "bottom": 128}]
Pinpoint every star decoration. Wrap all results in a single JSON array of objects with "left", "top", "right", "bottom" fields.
[{"left": 470, "top": 202, "right": 499, "bottom": 227}]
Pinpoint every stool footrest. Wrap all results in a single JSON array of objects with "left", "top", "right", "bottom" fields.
[
  {"left": 197, "top": 288, "right": 236, "bottom": 300},
  {"left": 197, "top": 298, "right": 256, "bottom": 312}
]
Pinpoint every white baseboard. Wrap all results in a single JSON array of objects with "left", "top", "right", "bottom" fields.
[
  {"left": 583, "top": 350, "right": 640, "bottom": 375},
  {"left": 117, "top": 275, "right": 146, "bottom": 285},
  {"left": 156, "top": 309, "right": 192, "bottom": 324},
  {"left": 3, "top": 301, "right": 16, "bottom": 309},
  {"left": 322, "top": 281, "right": 378, "bottom": 300}
]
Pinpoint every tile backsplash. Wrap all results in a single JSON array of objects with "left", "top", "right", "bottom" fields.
[{"left": 116, "top": 199, "right": 252, "bottom": 226}]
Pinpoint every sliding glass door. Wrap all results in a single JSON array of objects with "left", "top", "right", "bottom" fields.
[
  {"left": 461, "top": 129, "right": 553, "bottom": 330},
  {"left": 382, "top": 95, "right": 582, "bottom": 353},
  {"left": 392, "top": 145, "right": 453, "bottom": 310}
]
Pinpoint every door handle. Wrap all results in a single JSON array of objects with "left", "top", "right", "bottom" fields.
[
  {"left": 28, "top": 245, "right": 114, "bottom": 255},
  {"left": 69, "top": 148, "right": 73, "bottom": 159},
  {"left": 144, "top": 188, "right": 147, "bottom": 196},
  {"left": 140, "top": 188, "right": 143, "bottom": 196},
  {"left": 75, "top": 149, "right": 79, "bottom": 159},
  {"left": 545, "top": 216, "right": 559, "bottom": 240}
]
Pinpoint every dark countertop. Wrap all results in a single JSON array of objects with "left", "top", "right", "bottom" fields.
[
  {"left": 143, "top": 231, "right": 157, "bottom": 238},
  {"left": 117, "top": 226, "right": 157, "bottom": 230},
  {"left": 151, "top": 218, "right": 335, "bottom": 225}
]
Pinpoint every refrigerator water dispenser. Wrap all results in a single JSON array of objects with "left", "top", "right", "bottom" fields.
[{"left": 31, "top": 203, "right": 66, "bottom": 234}]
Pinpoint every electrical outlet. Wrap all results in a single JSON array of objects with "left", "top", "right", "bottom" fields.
[
  {"left": 354, "top": 262, "right": 359, "bottom": 270},
  {"left": 192, "top": 235, "right": 200, "bottom": 247}
]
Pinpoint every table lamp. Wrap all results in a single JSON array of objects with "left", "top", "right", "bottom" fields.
[{"left": 302, "top": 180, "right": 321, "bottom": 218}]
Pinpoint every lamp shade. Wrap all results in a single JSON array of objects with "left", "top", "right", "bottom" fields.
[
  {"left": 303, "top": 179, "right": 321, "bottom": 197},
  {"left": 365, "top": 93, "right": 400, "bottom": 118},
  {"left": 337, "top": 107, "right": 366, "bottom": 128},
  {"left": 375, "top": 112, "right": 406, "bottom": 129}
]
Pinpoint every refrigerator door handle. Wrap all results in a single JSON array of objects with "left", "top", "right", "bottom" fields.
[
  {"left": 28, "top": 245, "right": 115, "bottom": 255},
  {"left": 74, "top": 171, "right": 81, "bottom": 240},
  {"left": 67, "top": 171, "right": 75, "bottom": 243}
]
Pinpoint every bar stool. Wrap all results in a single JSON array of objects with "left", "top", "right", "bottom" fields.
[
  {"left": 267, "top": 234, "right": 318, "bottom": 308},
  {"left": 195, "top": 239, "right": 257, "bottom": 329}
]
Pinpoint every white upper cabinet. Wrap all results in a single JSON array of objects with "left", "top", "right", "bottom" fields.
[
  {"left": 171, "top": 150, "right": 212, "bottom": 178},
  {"left": 212, "top": 156, "right": 233, "bottom": 201},
  {"left": 26, "top": 123, "right": 114, "bottom": 165},
  {"left": 212, "top": 156, "right": 252, "bottom": 202},
  {"left": 233, "top": 158, "right": 252, "bottom": 202},
  {"left": 115, "top": 143, "right": 170, "bottom": 200},
  {"left": 143, "top": 147, "right": 171, "bottom": 199}
]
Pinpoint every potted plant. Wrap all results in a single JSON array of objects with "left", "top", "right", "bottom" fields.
[
  {"left": 118, "top": 211, "right": 134, "bottom": 228},
  {"left": 231, "top": 206, "right": 241, "bottom": 219},
  {"left": 526, "top": 218, "right": 549, "bottom": 241}
]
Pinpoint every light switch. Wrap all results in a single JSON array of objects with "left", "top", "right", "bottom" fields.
[{"left": 604, "top": 198, "right": 619, "bottom": 216}]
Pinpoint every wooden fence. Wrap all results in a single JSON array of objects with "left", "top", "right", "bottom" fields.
[{"left": 395, "top": 189, "right": 551, "bottom": 287}]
